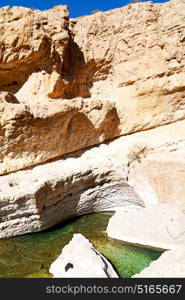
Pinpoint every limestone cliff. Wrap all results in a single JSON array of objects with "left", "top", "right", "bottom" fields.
[
  {"left": 0, "top": 0, "right": 185, "bottom": 175},
  {"left": 72, "top": 0, "right": 185, "bottom": 133}
]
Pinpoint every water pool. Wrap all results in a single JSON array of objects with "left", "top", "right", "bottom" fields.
[{"left": 0, "top": 212, "right": 161, "bottom": 277}]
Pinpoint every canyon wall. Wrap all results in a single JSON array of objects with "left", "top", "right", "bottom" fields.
[
  {"left": 0, "top": 0, "right": 185, "bottom": 175},
  {"left": 0, "top": 0, "right": 185, "bottom": 239}
]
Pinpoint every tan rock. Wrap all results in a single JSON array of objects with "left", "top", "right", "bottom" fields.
[
  {"left": 0, "top": 5, "right": 69, "bottom": 97},
  {"left": 73, "top": 0, "right": 185, "bottom": 133},
  {"left": 133, "top": 243, "right": 185, "bottom": 278},
  {"left": 0, "top": 0, "right": 185, "bottom": 174},
  {"left": 0, "top": 97, "right": 120, "bottom": 175},
  {"left": 128, "top": 152, "right": 185, "bottom": 208},
  {"left": 107, "top": 151, "right": 185, "bottom": 250},
  {"left": 0, "top": 0, "right": 185, "bottom": 241}
]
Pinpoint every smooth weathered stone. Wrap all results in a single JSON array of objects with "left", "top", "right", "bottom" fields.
[
  {"left": 133, "top": 243, "right": 185, "bottom": 278},
  {"left": 0, "top": 136, "right": 145, "bottom": 239},
  {"left": 107, "top": 204, "right": 185, "bottom": 251},
  {"left": 0, "top": 96, "right": 119, "bottom": 175},
  {"left": 0, "top": 119, "right": 185, "bottom": 239},
  {"left": 127, "top": 152, "right": 185, "bottom": 208},
  {"left": 49, "top": 234, "right": 119, "bottom": 278}
]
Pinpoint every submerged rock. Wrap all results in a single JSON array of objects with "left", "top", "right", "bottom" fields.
[{"left": 49, "top": 234, "right": 119, "bottom": 278}]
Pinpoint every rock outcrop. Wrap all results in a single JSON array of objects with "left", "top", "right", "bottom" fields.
[
  {"left": 49, "top": 234, "right": 119, "bottom": 278},
  {"left": 72, "top": 0, "right": 185, "bottom": 134},
  {"left": 0, "top": 5, "right": 69, "bottom": 95},
  {"left": 0, "top": 95, "right": 119, "bottom": 175},
  {"left": 133, "top": 243, "right": 185, "bottom": 278},
  {"left": 0, "top": 132, "right": 144, "bottom": 239}
]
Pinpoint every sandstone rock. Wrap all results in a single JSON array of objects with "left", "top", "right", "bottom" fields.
[
  {"left": 0, "top": 0, "right": 185, "bottom": 240},
  {"left": 0, "top": 97, "right": 120, "bottom": 175},
  {"left": 73, "top": 0, "right": 185, "bottom": 134},
  {"left": 133, "top": 243, "right": 185, "bottom": 278},
  {"left": 112, "top": 145, "right": 185, "bottom": 252},
  {"left": 128, "top": 152, "right": 185, "bottom": 208},
  {"left": 0, "top": 5, "right": 69, "bottom": 96},
  {"left": 0, "top": 0, "right": 185, "bottom": 175},
  {"left": 49, "top": 234, "right": 119, "bottom": 278}
]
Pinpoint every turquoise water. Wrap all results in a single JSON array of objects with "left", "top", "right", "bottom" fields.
[{"left": 0, "top": 212, "right": 162, "bottom": 278}]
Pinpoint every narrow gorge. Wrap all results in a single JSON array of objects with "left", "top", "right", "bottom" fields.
[{"left": 0, "top": 0, "right": 185, "bottom": 278}]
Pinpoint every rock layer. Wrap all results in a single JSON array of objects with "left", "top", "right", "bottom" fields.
[
  {"left": 0, "top": 95, "right": 119, "bottom": 175},
  {"left": 0, "top": 5, "right": 69, "bottom": 95},
  {"left": 107, "top": 151, "right": 185, "bottom": 250},
  {"left": 72, "top": 0, "right": 185, "bottom": 134},
  {"left": 0, "top": 135, "right": 144, "bottom": 239}
]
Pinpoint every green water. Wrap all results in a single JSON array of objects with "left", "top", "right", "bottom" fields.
[{"left": 0, "top": 212, "right": 161, "bottom": 278}]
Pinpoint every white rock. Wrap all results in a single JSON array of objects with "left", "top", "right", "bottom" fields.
[
  {"left": 107, "top": 204, "right": 185, "bottom": 250},
  {"left": 133, "top": 244, "right": 185, "bottom": 278},
  {"left": 49, "top": 234, "right": 119, "bottom": 278}
]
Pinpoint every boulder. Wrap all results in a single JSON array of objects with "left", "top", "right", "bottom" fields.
[
  {"left": 107, "top": 203, "right": 185, "bottom": 251},
  {"left": 49, "top": 234, "right": 119, "bottom": 278}
]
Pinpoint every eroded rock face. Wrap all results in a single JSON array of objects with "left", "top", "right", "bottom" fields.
[
  {"left": 49, "top": 234, "right": 119, "bottom": 278},
  {"left": 72, "top": 0, "right": 185, "bottom": 134},
  {"left": 0, "top": 120, "right": 184, "bottom": 239},
  {"left": 0, "top": 0, "right": 185, "bottom": 174},
  {"left": 128, "top": 152, "right": 185, "bottom": 208},
  {"left": 0, "top": 0, "right": 185, "bottom": 242},
  {"left": 0, "top": 96, "right": 120, "bottom": 175},
  {"left": 0, "top": 5, "right": 69, "bottom": 96},
  {"left": 107, "top": 151, "right": 185, "bottom": 250},
  {"left": 0, "top": 135, "right": 145, "bottom": 239}
]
